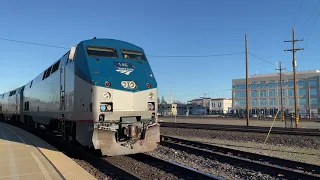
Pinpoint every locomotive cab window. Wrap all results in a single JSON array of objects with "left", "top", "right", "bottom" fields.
[
  {"left": 121, "top": 49, "right": 146, "bottom": 61},
  {"left": 86, "top": 46, "right": 118, "bottom": 58}
]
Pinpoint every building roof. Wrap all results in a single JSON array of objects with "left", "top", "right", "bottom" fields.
[
  {"left": 249, "top": 69, "right": 320, "bottom": 78},
  {"left": 211, "top": 98, "right": 231, "bottom": 100}
]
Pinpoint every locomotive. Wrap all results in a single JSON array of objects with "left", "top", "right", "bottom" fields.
[{"left": 0, "top": 38, "right": 160, "bottom": 156}]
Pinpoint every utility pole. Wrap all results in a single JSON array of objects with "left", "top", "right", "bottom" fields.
[
  {"left": 284, "top": 28, "right": 304, "bottom": 128},
  {"left": 307, "top": 82, "right": 311, "bottom": 120},
  {"left": 245, "top": 34, "right": 250, "bottom": 126},
  {"left": 275, "top": 62, "right": 286, "bottom": 122}
]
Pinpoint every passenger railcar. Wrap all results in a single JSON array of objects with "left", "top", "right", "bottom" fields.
[{"left": 0, "top": 38, "right": 160, "bottom": 156}]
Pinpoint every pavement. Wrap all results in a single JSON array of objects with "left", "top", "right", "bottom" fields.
[{"left": 0, "top": 123, "right": 96, "bottom": 180}]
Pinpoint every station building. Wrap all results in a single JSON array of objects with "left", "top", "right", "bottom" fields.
[{"left": 232, "top": 69, "right": 320, "bottom": 116}]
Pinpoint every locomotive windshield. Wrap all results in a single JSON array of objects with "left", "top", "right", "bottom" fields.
[
  {"left": 87, "top": 46, "right": 118, "bottom": 58},
  {"left": 121, "top": 49, "right": 146, "bottom": 61}
]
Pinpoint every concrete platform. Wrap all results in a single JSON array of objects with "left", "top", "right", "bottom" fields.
[
  {"left": 0, "top": 123, "right": 96, "bottom": 180},
  {"left": 159, "top": 116, "right": 320, "bottom": 129}
]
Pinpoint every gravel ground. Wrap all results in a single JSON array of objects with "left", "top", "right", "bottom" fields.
[
  {"left": 103, "top": 155, "right": 182, "bottom": 179},
  {"left": 160, "top": 127, "right": 320, "bottom": 165},
  {"left": 147, "top": 145, "right": 278, "bottom": 180},
  {"left": 72, "top": 158, "right": 111, "bottom": 180}
]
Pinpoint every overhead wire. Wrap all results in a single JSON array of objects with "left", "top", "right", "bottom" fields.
[
  {"left": 0, "top": 37, "right": 69, "bottom": 49},
  {"left": 296, "top": 0, "right": 320, "bottom": 39},
  {"left": 297, "top": 5, "right": 320, "bottom": 66},
  {"left": 0, "top": 37, "right": 244, "bottom": 58},
  {"left": 292, "top": 0, "right": 305, "bottom": 28}
]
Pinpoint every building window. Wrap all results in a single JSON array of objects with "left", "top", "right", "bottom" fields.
[
  {"left": 310, "top": 88, "right": 317, "bottom": 96},
  {"left": 308, "top": 78, "right": 317, "bottom": 86},
  {"left": 268, "top": 89, "right": 275, "bottom": 97},
  {"left": 299, "top": 98, "right": 306, "bottom": 105},
  {"left": 260, "top": 81, "right": 266, "bottom": 88},
  {"left": 234, "top": 84, "right": 245, "bottom": 89},
  {"left": 288, "top": 98, "right": 294, "bottom": 105},
  {"left": 310, "top": 98, "right": 318, "bottom": 104},
  {"left": 298, "top": 89, "right": 306, "bottom": 96},
  {"left": 288, "top": 89, "right": 294, "bottom": 96},
  {"left": 269, "top": 98, "right": 275, "bottom": 106},
  {"left": 287, "top": 80, "right": 294, "bottom": 87},
  {"left": 251, "top": 99, "right": 258, "bottom": 106},
  {"left": 277, "top": 80, "right": 285, "bottom": 88},
  {"left": 260, "top": 90, "right": 266, "bottom": 97},
  {"left": 278, "top": 89, "right": 286, "bottom": 97},
  {"left": 278, "top": 98, "right": 286, "bottom": 105},
  {"left": 235, "top": 100, "right": 246, "bottom": 106},
  {"left": 260, "top": 99, "right": 267, "bottom": 105},
  {"left": 251, "top": 90, "right": 257, "bottom": 97},
  {"left": 297, "top": 80, "right": 306, "bottom": 87},
  {"left": 250, "top": 82, "right": 258, "bottom": 89},
  {"left": 267, "top": 81, "right": 275, "bottom": 88},
  {"left": 235, "top": 91, "right": 246, "bottom": 98}
]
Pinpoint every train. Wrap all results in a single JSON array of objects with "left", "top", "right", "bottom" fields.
[{"left": 0, "top": 38, "right": 160, "bottom": 156}]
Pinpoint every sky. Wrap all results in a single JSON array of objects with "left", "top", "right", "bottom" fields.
[{"left": 0, "top": 0, "right": 320, "bottom": 103}]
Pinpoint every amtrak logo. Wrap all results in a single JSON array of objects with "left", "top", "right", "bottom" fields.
[{"left": 116, "top": 68, "right": 134, "bottom": 75}]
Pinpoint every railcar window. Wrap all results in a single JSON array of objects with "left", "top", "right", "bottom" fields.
[
  {"left": 52, "top": 60, "right": 60, "bottom": 74},
  {"left": 86, "top": 46, "right": 118, "bottom": 58},
  {"left": 42, "top": 70, "right": 47, "bottom": 80},
  {"left": 45, "top": 66, "right": 53, "bottom": 79},
  {"left": 121, "top": 49, "right": 146, "bottom": 61}
]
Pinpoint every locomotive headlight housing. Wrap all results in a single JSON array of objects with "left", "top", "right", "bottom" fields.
[
  {"left": 148, "top": 102, "right": 155, "bottom": 111},
  {"left": 149, "top": 92, "right": 154, "bottom": 99},
  {"left": 100, "top": 102, "right": 113, "bottom": 112},
  {"left": 103, "top": 92, "right": 111, "bottom": 99},
  {"left": 129, "top": 81, "right": 136, "bottom": 89},
  {"left": 121, "top": 81, "right": 128, "bottom": 88}
]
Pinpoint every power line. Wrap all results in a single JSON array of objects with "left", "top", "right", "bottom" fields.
[
  {"left": 248, "top": 52, "right": 276, "bottom": 66},
  {"left": 0, "top": 37, "right": 244, "bottom": 58},
  {"left": 148, "top": 52, "right": 244, "bottom": 58},
  {"left": 0, "top": 37, "right": 69, "bottom": 49},
  {"left": 297, "top": 0, "right": 320, "bottom": 39},
  {"left": 297, "top": 6, "right": 320, "bottom": 66},
  {"left": 292, "top": 0, "right": 305, "bottom": 27}
]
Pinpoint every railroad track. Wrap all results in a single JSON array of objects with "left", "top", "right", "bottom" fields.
[
  {"left": 161, "top": 135, "right": 320, "bottom": 180},
  {"left": 124, "top": 153, "right": 222, "bottom": 180},
  {"left": 160, "top": 122, "right": 320, "bottom": 136}
]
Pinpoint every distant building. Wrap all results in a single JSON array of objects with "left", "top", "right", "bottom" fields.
[
  {"left": 232, "top": 69, "right": 320, "bottom": 116},
  {"left": 158, "top": 103, "right": 205, "bottom": 116},
  {"left": 210, "top": 98, "right": 232, "bottom": 114},
  {"left": 188, "top": 97, "right": 232, "bottom": 115}
]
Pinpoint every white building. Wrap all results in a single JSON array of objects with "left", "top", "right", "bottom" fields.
[
  {"left": 188, "top": 97, "right": 232, "bottom": 114},
  {"left": 210, "top": 98, "right": 232, "bottom": 114}
]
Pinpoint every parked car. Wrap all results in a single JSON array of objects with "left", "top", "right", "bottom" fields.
[{"left": 266, "top": 115, "right": 272, "bottom": 118}]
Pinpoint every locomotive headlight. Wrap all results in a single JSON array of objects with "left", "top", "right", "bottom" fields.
[
  {"left": 103, "top": 92, "right": 111, "bottom": 99},
  {"left": 129, "top": 81, "right": 136, "bottom": 89},
  {"left": 149, "top": 92, "right": 154, "bottom": 99},
  {"left": 100, "top": 105, "right": 106, "bottom": 112},
  {"left": 106, "top": 104, "right": 112, "bottom": 111},
  {"left": 148, "top": 102, "right": 155, "bottom": 111},
  {"left": 121, "top": 81, "right": 128, "bottom": 88}
]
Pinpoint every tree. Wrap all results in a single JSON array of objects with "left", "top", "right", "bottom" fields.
[
  {"left": 157, "top": 97, "right": 160, "bottom": 104},
  {"left": 161, "top": 96, "right": 167, "bottom": 104}
]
